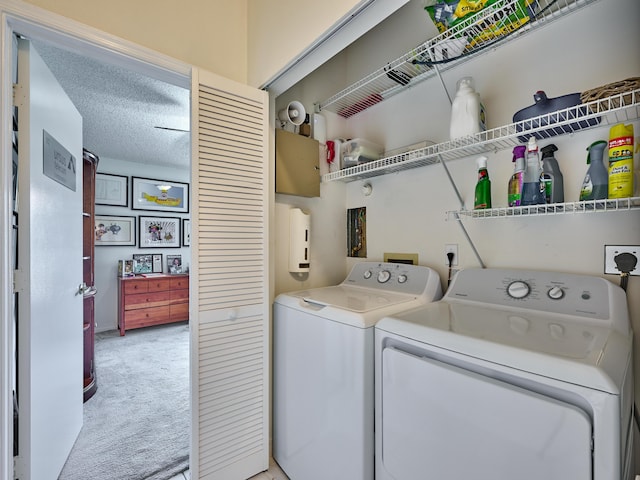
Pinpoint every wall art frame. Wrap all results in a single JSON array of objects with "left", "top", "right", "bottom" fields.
[
  {"left": 182, "top": 219, "right": 191, "bottom": 246},
  {"left": 95, "top": 215, "right": 136, "bottom": 246},
  {"left": 132, "top": 176, "right": 189, "bottom": 213},
  {"left": 95, "top": 173, "right": 128, "bottom": 207},
  {"left": 138, "top": 215, "right": 181, "bottom": 248}
]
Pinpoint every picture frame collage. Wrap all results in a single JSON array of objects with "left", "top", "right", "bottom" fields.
[{"left": 95, "top": 175, "right": 190, "bottom": 248}]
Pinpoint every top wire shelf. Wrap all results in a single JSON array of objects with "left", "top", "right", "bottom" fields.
[
  {"left": 316, "top": 0, "right": 597, "bottom": 118},
  {"left": 322, "top": 88, "right": 640, "bottom": 183}
]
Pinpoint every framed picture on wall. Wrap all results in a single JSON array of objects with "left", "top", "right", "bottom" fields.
[
  {"left": 95, "top": 173, "right": 128, "bottom": 207},
  {"left": 132, "top": 176, "right": 189, "bottom": 213},
  {"left": 138, "top": 215, "right": 181, "bottom": 248},
  {"left": 95, "top": 215, "right": 136, "bottom": 246},
  {"left": 182, "top": 219, "right": 191, "bottom": 246}
]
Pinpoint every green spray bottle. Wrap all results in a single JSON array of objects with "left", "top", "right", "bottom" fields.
[{"left": 474, "top": 155, "right": 491, "bottom": 209}]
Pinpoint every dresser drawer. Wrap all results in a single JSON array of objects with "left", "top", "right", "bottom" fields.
[
  {"left": 170, "top": 302, "right": 189, "bottom": 321},
  {"left": 170, "top": 276, "right": 189, "bottom": 290},
  {"left": 124, "top": 306, "right": 171, "bottom": 329},
  {"left": 147, "top": 278, "right": 172, "bottom": 292},
  {"left": 170, "top": 288, "right": 189, "bottom": 302},
  {"left": 123, "top": 280, "right": 148, "bottom": 295},
  {"left": 124, "top": 291, "right": 171, "bottom": 310}
]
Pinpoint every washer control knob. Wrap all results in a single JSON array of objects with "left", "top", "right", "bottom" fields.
[
  {"left": 547, "top": 286, "right": 564, "bottom": 300},
  {"left": 397, "top": 274, "right": 407, "bottom": 284},
  {"left": 507, "top": 281, "right": 530, "bottom": 299},
  {"left": 363, "top": 270, "right": 372, "bottom": 279},
  {"left": 377, "top": 270, "right": 391, "bottom": 283}
]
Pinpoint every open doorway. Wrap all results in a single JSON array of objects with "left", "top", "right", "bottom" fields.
[
  {"left": 8, "top": 18, "right": 190, "bottom": 480},
  {"left": 4, "top": 5, "right": 272, "bottom": 479}
]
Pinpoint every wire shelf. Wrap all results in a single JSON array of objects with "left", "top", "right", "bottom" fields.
[
  {"left": 448, "top": 197, "right": 640, "bottom": 220},
  {"left": 316, "top": 0, "right": 597, "bottom": 118},
  {"left": 322, "top": 88, "right": 640, "bottom": 183}
]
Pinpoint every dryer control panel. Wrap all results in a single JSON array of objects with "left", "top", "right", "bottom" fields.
[
  {"left": 343, "top": 262, "right": 441, "bottom": 298},
  {"left": 445, "top": 268, "right": 628, "bottom": 326}
]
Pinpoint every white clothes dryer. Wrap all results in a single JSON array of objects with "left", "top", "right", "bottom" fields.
[
  {"left": 273, "top": 262, "right": 443, "bottom": 480},
  {"left": 375, "top": 268, "right": 633, "bottom": 480}
]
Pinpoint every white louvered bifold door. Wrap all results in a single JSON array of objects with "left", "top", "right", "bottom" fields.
[{"left": 190, "top": 68, "right": 269, "bottom": 480}]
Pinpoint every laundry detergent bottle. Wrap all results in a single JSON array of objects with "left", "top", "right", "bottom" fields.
[
  {"left": 521, "top": 137, "right": 545, "bottom": 205},
  {"left": 450, "top": 76, "right": 486, "bottom": 140},
  {"left": 540, "top": 143, "right": 564, "bottom": 203},
  {"left": 579, "top": 140, "right": 609, "bottom": 201},
  {"left": 508, "top": 145, "right": 526, "bottom": 207},
  {"left": 474, "top": 155, "right": 491, "bottom": 210}
]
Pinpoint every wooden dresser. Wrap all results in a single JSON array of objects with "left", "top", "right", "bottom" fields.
[{"left": 117, "top": 274, "right": 189, "bottom": 335}]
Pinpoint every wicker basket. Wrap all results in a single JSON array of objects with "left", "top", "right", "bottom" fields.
[{"left": 581, "top": 77, "right": 640, "bottom": 112}]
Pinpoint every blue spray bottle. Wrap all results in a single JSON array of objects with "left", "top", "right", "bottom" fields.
[{"left": 521, "top": 137, "right": 545, "bottom": 205}]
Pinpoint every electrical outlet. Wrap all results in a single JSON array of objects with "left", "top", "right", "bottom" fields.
[
  {"left": 604, "top": 245, "right": 640, "bottom": 275},
  {"left": 445, "top": 244, "right": 458, "bottom": 266}
]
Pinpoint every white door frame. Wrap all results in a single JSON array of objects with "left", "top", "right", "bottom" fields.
[{"left": 0, "top": 2, "right": 192, "bottom": 478}]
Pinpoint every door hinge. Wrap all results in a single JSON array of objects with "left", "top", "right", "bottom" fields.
[
  {"left": 13, "top": 454, "right": 23, "bottom": 480},
  {"left": 12, "top": 83, "right": 24, "bottom": 108},
  {"left": 13, "top": 270, "right": 25, "bottom": 294}
]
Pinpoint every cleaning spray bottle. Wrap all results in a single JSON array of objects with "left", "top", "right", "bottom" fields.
[
  {"left": 521, "top": 137, "right": 544, "bottom": 205},
  {"left": 540, "top": 144, "right": 564, "bottom": 203},
  {"left": 608, "top": 123, "right": 634, "bottom": 198},
  {"left": 508, "top": 145, "right": 526, "bottom": 207},
  {"left": 579, "top": 140, "right": 609, "bottom": 201},
  {"left": 474, "top": 155, "right": 491, "bottom": 210}
]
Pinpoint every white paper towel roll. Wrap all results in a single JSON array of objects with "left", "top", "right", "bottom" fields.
[{"left": 311, "top": 113, "right": 326, "bottom": 144}]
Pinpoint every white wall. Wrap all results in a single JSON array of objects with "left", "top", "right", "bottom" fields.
[
  {"left": 273, "top": 0, "right": 640, "bottom": 393},
  {"left": 94, "top": 157, "right": 190, "bottom": 332}
]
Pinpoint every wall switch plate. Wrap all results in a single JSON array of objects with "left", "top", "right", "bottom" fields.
[
  {"left": 604, "top": 245, "right": 640, "bottom": 275},
  {"left": 445, "top": 244, "right": 458, "bottom": 266}
]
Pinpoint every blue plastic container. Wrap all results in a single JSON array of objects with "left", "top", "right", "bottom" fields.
[{"left": 513, "top": 91, "right": 600, "bottom": 142}]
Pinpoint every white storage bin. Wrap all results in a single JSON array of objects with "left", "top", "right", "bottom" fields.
[{"left": 342, "top": 138, "right": 383, "bottom": 168}]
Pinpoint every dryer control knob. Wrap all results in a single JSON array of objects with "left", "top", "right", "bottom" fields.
[
  {"left": 363, "top": 270, "right": 372, "bottom": 279},
  {"left": 377, "top": 270, "right": 391, "bottom": 283},
  {"left": 507, "top": 281, "right": 530, "bottom": 299},
  {"left": 397, "top": 274, "right": 407, "bottom": 284},
  {"left": 547, "top": 286, "right": 564, "bottom": 300}
]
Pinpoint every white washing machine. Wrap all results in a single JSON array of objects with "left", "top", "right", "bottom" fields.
[
  {"left": 273, "top": 262, "right": 443, "bottom": 480},
  {"left": 375, "top": 268, "right": 634, "bottom": 480}
]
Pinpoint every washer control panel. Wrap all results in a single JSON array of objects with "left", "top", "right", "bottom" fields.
[
  {"left": 343, "top": 262, "right": 440, "bottom": 297},
  {"left": 446, "top": 268, "right": 619, "bottom": 321}
]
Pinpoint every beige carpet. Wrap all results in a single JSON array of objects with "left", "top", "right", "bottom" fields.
[{"left": 58, "top": 323, "right": 190, "bottom": 480}]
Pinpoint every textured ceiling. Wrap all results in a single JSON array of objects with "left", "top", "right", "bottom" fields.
[{"left": 33, "top": 40, "right": 190, "bottom": 169}]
